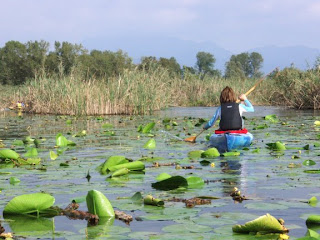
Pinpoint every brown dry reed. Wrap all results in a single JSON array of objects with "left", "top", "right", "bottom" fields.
[{"left": 1, "top": 66, "right": 319, "bottom": 115}]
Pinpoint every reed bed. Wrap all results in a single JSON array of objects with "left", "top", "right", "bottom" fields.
[{"left": 1, "top": 67, "right": 319, "bottom": 115}]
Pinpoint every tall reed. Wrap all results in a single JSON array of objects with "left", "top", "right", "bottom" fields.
[{"left": 2, "top": 66, "right": 319, "bottom": 115}]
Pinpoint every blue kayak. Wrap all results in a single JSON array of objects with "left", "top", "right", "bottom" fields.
[{"left": 209, "top": 132, "right": 253, "bottom": 152}]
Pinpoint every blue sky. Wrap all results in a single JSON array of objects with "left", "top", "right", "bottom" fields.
[{"left": 1, "top": 0, "right": 320, "bottom": 53}]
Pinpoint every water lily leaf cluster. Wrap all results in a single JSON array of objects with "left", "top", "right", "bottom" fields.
[{"left": 100, "top": 155, "right": 145, "bottom": 175}]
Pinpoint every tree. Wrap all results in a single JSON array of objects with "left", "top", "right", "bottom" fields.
[
  {"left": 195, "top": 51, "right": 216, "bottom": 79},
  {"left": 78, "top": 49, "right": 132, "bottom": 79},
  {"left": 45, "top": 41, "right": 87, "bottom": 75},
  {"left": 158, "top": 57, "right": 181, "bottom": 77},
  {"left": 224, "top": 52, "right": 263, "bottom": 79},
  {"left": 139, "top": 56, "right": 158, "bottom": 72},
  {"left": 250, "top": 52, "right": 263, "bottom": 77},
  {"left": 25, "top": 40, "right": 49, "bottom": 76},
  {"left": 0, "top": 41, "right": 28, "bottom": 85}
]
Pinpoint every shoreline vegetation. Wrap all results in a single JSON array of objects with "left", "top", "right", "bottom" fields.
[
  {"left": 0, "top": 40, "right": 319, "bottom": 115},
  {"left": 1, "top": 66, "right": 319, "bottom": 115}
]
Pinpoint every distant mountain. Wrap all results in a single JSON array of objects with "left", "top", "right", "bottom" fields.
[
  {"left": 249, "top": 45, "right": 320, "bottom": 74},
  {"left": 82, "top": 36, "right": 320, "bottom": 74}
]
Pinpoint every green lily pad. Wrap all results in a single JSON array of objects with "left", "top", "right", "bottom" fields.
[
  {"left": 232, "top": 213, "right": 288, "bottom": 234},
  {"left": 266, "top": 141, "right": 286, "bottom": 151},
  {"left": 152, "top": 176, "right": 188, "bottom": 191},
  {"left": 156, "top": 173, "right": 172, "bottom": 181},
  {"left": 101, "top": 155, "right": 128, "bottom": 174},
  {"left": 303, "top": 160, "right": 316, "bottom": 166},
  {"left": 142, "top": 122, "right": 156, "bottom": 133},
  {"left": 0, "top": 149, "right": 20, "bottom": 160},
  {"left": 49, "top": 151, "right": 58, "bottom": 160},
  {"left": 201, "top": 148, "right": 220, "bottom": 158},
  {"left": 131, "top": 192, "right": 143, "bottom": 202},
  {"left": 102, "top": 123, "right": 113, "bottom": 128},
  {"left": 186, "top": 176, "right": 204, "bottom": 188},
  {"left": 86, "top": 190, "right": 115, "bottom": 217},
  {"left": 264, "top": 114, "right": 279, "bottom": 123},
  {"left": 9, "top": 177, "right": 20, "bottom": 185},
  {"left": 304, "top": 170, "right": 320, "bottom": 174},
  {"left": 56, "top": 133, "right": 76, "bottom": 147},
  {"left": 25, "top": 148, "right": 38, "bottom": 157},
  {"left": 3, "top": 193, "right": 55, "bottom": 215},
  {"left": 111, "top": 168, "right": 129, "bottom": 177},
  {"left": 108, "top": 161, "right": 145, "bottom": 172},
  {"left": 188, "top": 150, "right": 204, "bottom": 158},
  {"left": 306, "top": 215, "right": 320, "bottom": 225},
  {"left": 144, "top": 138, "right": 156, "bottom": 149},
  {"left": 221, "top": 151, "right": 240, "bottom": 157}
]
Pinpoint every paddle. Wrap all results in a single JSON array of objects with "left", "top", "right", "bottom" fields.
[{"left": 184, "top": 78, "right": 264, "bottom": 143}]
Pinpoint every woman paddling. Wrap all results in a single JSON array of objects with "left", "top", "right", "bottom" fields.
[{"left": 203, "top": 86, "right": 254, "bottom": 131}]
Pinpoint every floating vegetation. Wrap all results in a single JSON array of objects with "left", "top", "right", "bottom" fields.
[
  {"left": 1, "top": 108, "right": 320, "bottom": 239},
  {"left": 232, "top": 213, "right": 288, "bottom": 234}
]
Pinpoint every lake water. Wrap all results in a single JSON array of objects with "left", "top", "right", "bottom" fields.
[{"left": 0, "top": 106, "right": 320, "bottom": 239}]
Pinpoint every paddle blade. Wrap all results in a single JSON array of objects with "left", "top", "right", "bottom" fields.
[{"left": 184, "top": 136, "right": 196, "bottom": 143}]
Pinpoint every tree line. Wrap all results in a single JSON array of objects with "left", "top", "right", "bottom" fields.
[{"left": 0, "top": 40, "right": 264, "bottom": 85}]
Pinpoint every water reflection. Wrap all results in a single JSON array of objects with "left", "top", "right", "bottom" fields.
[{"left": 160, "top": 106, "right": 320, "bottom": 118}]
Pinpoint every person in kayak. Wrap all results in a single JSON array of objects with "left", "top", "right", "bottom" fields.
[{"left": 203, "top": 86, "right": 254, "bottom": 131}]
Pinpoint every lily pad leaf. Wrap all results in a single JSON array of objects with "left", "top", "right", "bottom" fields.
[
  {"left": 56, "top": 133, "right": 76, "bottom": 147},
  {"left": 144, "top": 138, "right": 156, "bottom": 149},
  {"left": 304, "top": 170, "right": 320, "bottom": 174},
  {"left": 232, "top": 213, "right": 288, "bottom": 234},
  {"left": 306, "top": 215, "right": 320, "bottom": 225},
  {"left": 303, "top": 160, "right": 316, "bottom": 166},
  {"left": 0, "top": 149, "right": 20, "bottom": 160},
  {"left": 111, "top": 168, "right": 129, "bottom": 178},
  {"left": 72, "top": 130, "right": 87, "bottom": 137},
  {"left": 86, "top": 190, "right": 115, "bottom": 217},
  {"left": 188, "top": 150, "right": 204, "bottom": 158},
  {"left": 131, "top": 192, "right": 143, "bottom": 202},
  {"left": 266, "top": 141, "right": 286, "bottom": 151},
  {"left": 156, "top": 173, "right": 172, "bottom": 181},
  {"left": 142, "top": 122, "right": 156, "bottom": 134},
  {"left": 100, "top": 155, "right": 128, "bottom": 174},
  {"left": 12, "top": 140, "right": 25, "bottom": 146},
  {"left": 25, "top": 148, "right": 38, "bottom": 157},
  {"left": 9, "top": 177, "right": 21, "bottom": 185},
  {"left": 201, "top": 148, "right": 220, "bottom": 158},
  {"left": 102, "top": 123, "right": 113, "bottom": 128},
  {"left": 306, "top": 229, "right": 320, "bottom": 238},
  {"left": 264, "top": 114, "right": 279, "bottom": 123},
  {"left": 221, "top": 151, "right": 240, "bottom": 157},
  {"left": 186, "top": 176, "right": 204, "bottom": 189},
  {"left": 49, "top": 151, "right": 58, "bottom": 160},
  {"left": 17, "top": 157, "right": 41, "bottom": 165},
  {"left": 152, "top": 176, "right": 188, "bottom": 191},
  {"left": 308, "top": 196, "right": 318, "bottom": 207},
  {"left": 108, "top": 161, "right": 145, "bottom": 172},
  {"left": 3, "top": 193, "right": 55, "bottom": 215}
]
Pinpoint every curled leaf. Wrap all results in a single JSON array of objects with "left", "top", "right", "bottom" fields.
[{"left": 232, "top": 213, "right": 288, "bottom": 234}]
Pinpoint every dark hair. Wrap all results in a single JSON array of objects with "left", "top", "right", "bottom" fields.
[{"left": 220, "top": 86, "right": 237, "bottom": 103}]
